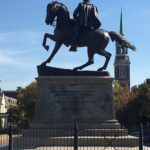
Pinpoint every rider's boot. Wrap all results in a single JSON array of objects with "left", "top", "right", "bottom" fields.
[
  {"left": 69, "top": 32, "right": 78, "bottom": 52},
  {"left": 69, "top": 46, "right": 77, "bottom": 52}
]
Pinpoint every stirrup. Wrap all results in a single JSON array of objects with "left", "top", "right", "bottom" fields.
[{"left": 69, "top": 46, "right": 77, "bottom": 52}]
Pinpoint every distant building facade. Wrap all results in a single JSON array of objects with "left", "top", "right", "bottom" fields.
[
  {"left": 0, "top": 90, "right": 17, "bottom": 128},
  {"left": 146, "top": 79, "right": 150, "bottom": 85},
  {"left": 114, "top": 10, "right": 130, "bottom": 87}
]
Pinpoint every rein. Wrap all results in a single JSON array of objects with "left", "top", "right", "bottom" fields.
[{"left": 52, "top": 19, "right": 57, "bottom": 27}]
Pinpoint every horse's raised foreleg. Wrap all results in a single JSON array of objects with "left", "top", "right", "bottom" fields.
[
  {"left": 97, "top": 50, "right": 111, "bottom": 71},
  {"left": 41, "top": 42, "right": 62, "bottom": 66},
  {"left": 42, "top": 33, "right": 56, "bottom": 51},
  {"left": 73, "top": 48, "right": 94, "bottom": 71}
]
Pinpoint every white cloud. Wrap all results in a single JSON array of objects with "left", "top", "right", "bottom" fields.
[
  {"left": 0, "top": 53, "right": 16, "bottom": 65},
  {"left": 0, "top": 51, "right": 36, "bottom": 68},
  {"left": 0, "top": 30, "right": 42, "bottom": 46},
  {"left": 0, "top": 30, "right": 43, "bottom": 68},
  {"left": 0, "top": 48, "right": 28, "bottom": 57}
]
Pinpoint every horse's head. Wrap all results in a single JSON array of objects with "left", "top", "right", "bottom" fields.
[
  {"left": 45, "top": 2, "right": 58, "bottom": 25},
  {"left": 45, "top": 1, "right": 69, "bottom": 25}
]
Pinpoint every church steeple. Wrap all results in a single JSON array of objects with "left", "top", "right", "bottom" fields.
[
  {"left": 119, "top": 9, "right": 124, "bottom": 36},
  {"left": 114, "top": 10, "right": 131, "bottom": 88}
]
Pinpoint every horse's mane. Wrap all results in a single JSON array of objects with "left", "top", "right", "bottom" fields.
[{"left": 52, "top": 1, "right": 70, "bottom": 16}]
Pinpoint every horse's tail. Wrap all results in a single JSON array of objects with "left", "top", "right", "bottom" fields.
[{"left": 108, "top": 31, "right": 136, "bottom": 51}]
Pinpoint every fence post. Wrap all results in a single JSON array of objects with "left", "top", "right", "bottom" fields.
[
  {"left": 74, "top": 121, "right": 78, "bottom": 150},
  {"left": 8, "top": 123, "right": 13, "bottom": 150},
  {"left": 139, "top": 123, "right": 143, "bottom": 150}
]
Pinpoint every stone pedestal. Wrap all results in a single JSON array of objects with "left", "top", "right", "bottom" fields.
[
  {"left": 31, "top": 67, "right": 118, "bottom": 128},
  {"left": 24, "top": 67, "right": 139, "bottom": 147}
]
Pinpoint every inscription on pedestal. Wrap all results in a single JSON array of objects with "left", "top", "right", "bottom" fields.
[
  {"left": 31, "top": 76, "right": 115, "bottom": 128},
  {"left": 35, "top": 80, "right": 113, "bottom": 122}
]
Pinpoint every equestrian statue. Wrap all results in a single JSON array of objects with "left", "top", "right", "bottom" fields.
[{"left": 41, "top": 0, "right": 136, "bottom": 71}]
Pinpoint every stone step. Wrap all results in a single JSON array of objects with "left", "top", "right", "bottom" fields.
[
  {"left": 30, "top": 120, "right": 121, "bottom": 129},
  {"left": 13, "top": 135, "right": 139, "bottom": 147},
  {"left": 22, "top": 128, "right": 128, "bottom": 137},
  {"left": 81, "top": 128, "right": 128, "bottom": 136}
]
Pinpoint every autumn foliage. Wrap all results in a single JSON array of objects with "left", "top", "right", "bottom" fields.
[{"left": 113, "top": 80, "right": 150, "bottom": 129}]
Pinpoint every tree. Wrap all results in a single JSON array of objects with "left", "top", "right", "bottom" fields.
[
  {"left": 113, "top": 80, "right": 150, "bottom": 130},
  {"left": 17, "top": 81, "right": 37, "bottom": 122},
  {"left": 113, "top": 80, "right": 137, "bottom": 129},
  {"left": 132, "top": 83, "right": 150, "bottom": 124},
  {"left": 8, "top": 81, "right": 37, "bottom": 127}
]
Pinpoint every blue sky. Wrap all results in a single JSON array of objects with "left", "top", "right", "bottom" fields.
[{"left": 0, "top": 0, "right": 150, "bottom": 90}]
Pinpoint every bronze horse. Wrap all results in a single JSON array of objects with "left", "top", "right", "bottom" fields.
[{"left": 41, "top": 1, "right": 136, "bottom": 71}]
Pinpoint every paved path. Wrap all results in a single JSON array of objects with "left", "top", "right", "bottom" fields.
[
  {"left": 0, "top": 134, "right": 150, "bottom": 150},
  {"left": 7, "top": 146, "right": 150, "bottom": 150}
]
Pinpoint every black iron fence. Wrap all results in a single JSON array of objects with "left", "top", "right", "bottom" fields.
[{"left": 0, "top": 123, "right": 150, "bottom": 150}]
